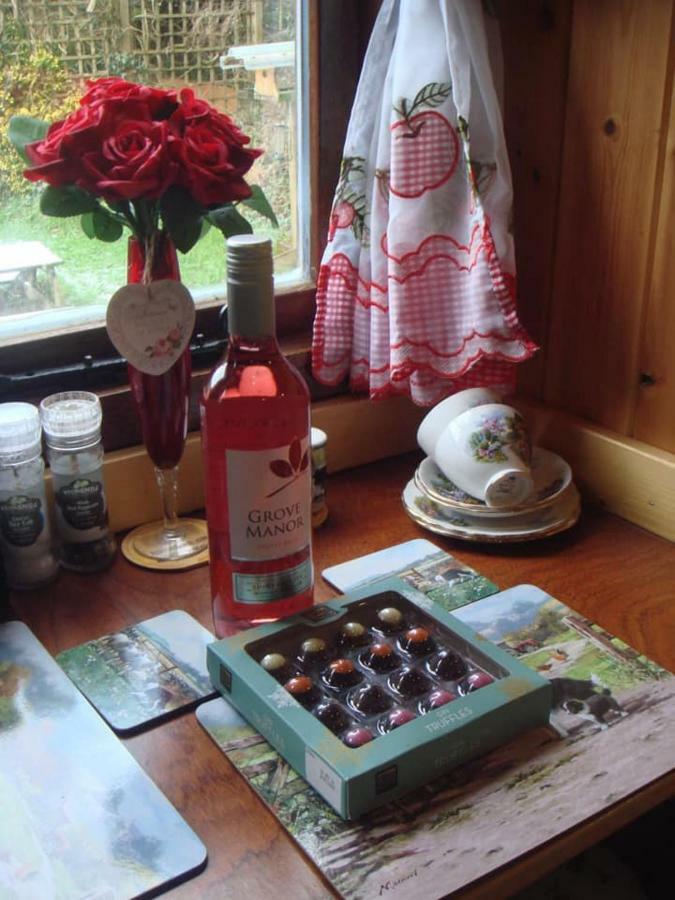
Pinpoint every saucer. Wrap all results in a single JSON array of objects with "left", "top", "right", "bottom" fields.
[
  {"left": 402, "top": 479, "right": 580, "bottom": 543},
  {"left": 415, "top": 447, "right": 572, "bottom": 515}
]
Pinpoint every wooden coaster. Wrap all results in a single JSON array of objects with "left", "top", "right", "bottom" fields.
[{"left": 121, "top": 518, "right": 210, "bottom": 571}]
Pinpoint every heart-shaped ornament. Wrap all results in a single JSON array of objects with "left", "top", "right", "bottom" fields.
[{"left": 106, "top": 280, "right": 196, "bottom": 375}]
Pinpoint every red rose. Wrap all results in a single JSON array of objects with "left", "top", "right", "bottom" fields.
[
  {"left": 169, "top": 89, "right": 262, "bottom": 206},
  {"left": 24, "top": 103, "right": 104, "bottom": 187},
  {"left": 80, "top": 77, "right": 177, "bottom": 119},
  {"left": 78, "top": 116, "right": 177, "bottom": 201}
]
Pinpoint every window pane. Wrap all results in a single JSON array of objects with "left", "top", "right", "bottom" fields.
[{"left": 0, "top": 0, "right": 307, "bottom": 342}]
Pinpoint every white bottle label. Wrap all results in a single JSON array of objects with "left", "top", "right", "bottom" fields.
[{"left": 226, "top": 438, "right": 311, "bottom": 562}]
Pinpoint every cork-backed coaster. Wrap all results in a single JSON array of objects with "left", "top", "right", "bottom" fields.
[{"left": 121, "top": 518, "right": 209, "bottom": 571}]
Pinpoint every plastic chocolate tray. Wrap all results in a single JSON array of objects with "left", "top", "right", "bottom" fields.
[{"left": 245, "top": 590, "right": 507, "bottom": 749}]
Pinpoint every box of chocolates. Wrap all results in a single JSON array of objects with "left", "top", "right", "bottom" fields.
[{"left": 207, "top": 577, "right": 551, "bottom": 819}]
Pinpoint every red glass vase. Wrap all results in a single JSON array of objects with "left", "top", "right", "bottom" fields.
[{"left": 123, "top": 233, "right": 208, "bottom": 565}]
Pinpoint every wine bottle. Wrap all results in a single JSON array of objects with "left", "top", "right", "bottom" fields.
[{"left": 201, "top": 235, "right": 314, "bottom": 635}]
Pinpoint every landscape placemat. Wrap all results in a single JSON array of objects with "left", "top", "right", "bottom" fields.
[
  {"left": 57, "top": 610, "right": 217, "bottom": 734},
  {"left": 198, "top": 583, "right": 675, "bottom": 900},
  {"left": 0, "top": 620, "right": 207, "bottom": 899}
]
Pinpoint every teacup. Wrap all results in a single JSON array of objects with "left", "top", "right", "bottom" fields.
[
  {"left": 417, "top": 387, "right": 502, "bottom": 459},
  {"left": 434, "top": 402, "right": 534, "bottom": 508}
]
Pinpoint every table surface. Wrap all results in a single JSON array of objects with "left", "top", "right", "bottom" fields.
[
  {"left": 9, "top": 451, "right": 675, "bottom": 899},
  {"left": 0, "top": 239, "right": 63, "bottom": 274}
]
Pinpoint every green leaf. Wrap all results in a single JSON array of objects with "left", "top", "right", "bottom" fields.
[
  {"left": 160, "top": 186, "right": 205, "bottom": 254},
  {"left": 80, "top": 212, "right": 96, "bottom": 239},
  {"left": 40, "top": 185, "right": 98, "bottom": 217},
  {"left": 242, "top": 185, "right": 279, "bottom": 227},
  {"left": 91, "top": 207, "right": 123, "bottom": 242},
  {"left": 410, "top": 82, "right": 452, "bottom": 113},
  {"left": 8, "top": 116, "right": 49, "bottom": 163},
  {"left": 208, "top": 204, "right": 253, "bottom": 238}
]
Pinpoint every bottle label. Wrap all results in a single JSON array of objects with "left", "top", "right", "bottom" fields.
[
  {"left": 233, "top": 558, "right": 313, "bottom": 604},
  {"left": 53, "top": 473, "right": 108, "bottom": 538},
  {"left": 0, "top": 493, "right": 45, "bottom": 547},
  {"left": 226, "top": 438, "right": 311, "bottom": 561}
]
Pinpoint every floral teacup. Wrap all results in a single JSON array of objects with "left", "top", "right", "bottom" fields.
[{"left": 434, "top": 403, "right": 534, "bottom": 508}]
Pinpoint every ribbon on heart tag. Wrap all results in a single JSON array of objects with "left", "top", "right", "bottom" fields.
[{"left": 106, "top": 280, "right": 196, "bottom": 376}]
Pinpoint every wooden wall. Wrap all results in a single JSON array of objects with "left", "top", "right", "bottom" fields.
[
  {"left": 499, "top": 0, "right": 675, "bottom": 539},
  {"left": 502, "top": 0, "right": 675, "bottom": 450}
]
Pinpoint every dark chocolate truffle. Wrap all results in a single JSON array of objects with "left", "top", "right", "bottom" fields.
[
  {"left": 388, "top": 666, "right": 431, "bottom": 698},
  {"left": 337, "top": 621, "right": 369, "bottom": 649},
  {"left": 324, "top": 658, "right": 363, "bottom": 689},
  {"left": 375, "top": 606, "right": 405, "bottom": 634},
  {"left": 428, "top": 648, "right": 468, "bottom": 681},
  {"left": 460, "top": 671, "right": 494, "bottom": 693},
  {"left": 399, "top": 626, "right": 435, "bottom": 656},
  {"left": 298, "top": 636, "right": 329, "bottom": 667},
  {"left": 343, "top": 726, "right": 374, "bottom": 748},
  {"left": 349, "top": 683, "right": 392, "bottom": 715},
  {"left": 360, "top": 642, "right": 400, "bottom": 672},
  {"left": 284, "top": 675, "right": 320, "bottom": 708},
  {"left": 315, "top": 701, "right": 350, "bottom": 734}
]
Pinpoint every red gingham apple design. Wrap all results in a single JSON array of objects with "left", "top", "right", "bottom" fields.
[{"left": 390, "top": 82, "right": 459, "bottom": 198}]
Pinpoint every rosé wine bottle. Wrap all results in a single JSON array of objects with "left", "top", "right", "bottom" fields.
[{"left": 200, "top": 235, "right": 313, "bottom": 635}]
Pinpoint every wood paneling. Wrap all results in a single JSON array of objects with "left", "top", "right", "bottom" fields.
[
  {"left": 634, "top": 59, "right": 675, "bottom": 452},
  {"left": 500, "top": 0, "right": 573, "bottom": 398},
  {"left": 544, "top": 0, "right": 674, "bottom": 433}
]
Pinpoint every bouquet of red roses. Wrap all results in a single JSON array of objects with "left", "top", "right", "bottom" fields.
[{"left": 9, "top": 77, "right": 276, "bottom": 251}]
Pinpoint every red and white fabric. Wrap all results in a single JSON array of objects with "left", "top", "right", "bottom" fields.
[{"left": 311, "top": 0, "right": 537, "bottom": 406}]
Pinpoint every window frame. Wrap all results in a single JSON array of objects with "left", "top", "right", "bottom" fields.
[{"left": 1, "top": 1, "right": 381, "bottom": 450}]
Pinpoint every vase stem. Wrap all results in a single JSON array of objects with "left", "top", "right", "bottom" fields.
[{"left": 155, "top": 465, "right": 181, "bottom": 543}]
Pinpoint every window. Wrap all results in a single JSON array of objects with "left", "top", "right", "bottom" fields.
[
  {"left": 0, "top": 1, "right": 379, "bottom": 447},
  {"left": 0, "top": 0, "right": 309, "bottom": 337}
]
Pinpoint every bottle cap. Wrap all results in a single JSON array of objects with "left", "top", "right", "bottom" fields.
[
  {"left": 40, "top": 391, "right": 102, "bottom": 448},
  {"left": 0, "top": 402, "right": 42, "bottom": 458},
  {"left": 227, "top": 234, "right": 273, "bottom": 284}
]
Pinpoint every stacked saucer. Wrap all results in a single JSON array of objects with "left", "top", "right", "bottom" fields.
[{"left": 402, "top": 447, "right": 580, "bottom": 543}]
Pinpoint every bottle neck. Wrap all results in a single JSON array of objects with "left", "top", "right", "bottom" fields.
[{"left": 227, "top": 273, "right": 275, "bottom": 340}]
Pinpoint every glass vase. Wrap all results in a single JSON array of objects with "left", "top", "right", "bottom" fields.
[{"left": 124, "top": 233, "right": 208, "bottom": 565}]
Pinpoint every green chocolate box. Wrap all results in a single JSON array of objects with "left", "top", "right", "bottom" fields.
[{"left": 207, "top": 577, "right": 552, "bottom": 819}]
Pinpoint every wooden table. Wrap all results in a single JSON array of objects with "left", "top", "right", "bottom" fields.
[
  {"left": 9, "top": 452, "right": 675, "bottom": 898},
  {"left": 0, "top": 240, "right": 63, "bottom": 307}
]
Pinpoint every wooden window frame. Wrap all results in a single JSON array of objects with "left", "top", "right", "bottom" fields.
[{"left": 0, "top": 1, "right": 381, "bottom": 451}]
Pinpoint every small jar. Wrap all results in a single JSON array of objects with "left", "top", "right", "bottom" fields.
[
  {"left": 40, "top": 391, "right": 116, "bottom": 573},
  {"left": 0, "top": 402, "right": 59, "bottom": 590}
]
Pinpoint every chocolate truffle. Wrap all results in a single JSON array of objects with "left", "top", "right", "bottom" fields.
[
  {"left": 349, "top": 683, "right": 392, "bottom": 715},
  {"left": 298, "top": 636, "right": 329, "bottom": 667},
  {"left": 420, "top": 689, "right": 456, "bottom": 713},
  {"left": 382, "top": 707, "right": 416, "bottom": 732},
  {"left": 375, "top": 606, "right": 405, "bottom": 634},
  {"left": 315, "top": 701, "right": 350, "bottom": 734},
  {"left": 324, "top": 658, "right": 363, "bottom": 689},
  {"left": 360, "top": 642, "right": 400, "bottom": 672},
  {"left": 343, "top": 726, "right": 374, "bottom": 748},
  {"left": 428, "top": 648, "right": 468, "bottom": 681},
  {"left": 399, "top": 626, "right": 435, "bottom": 656},
  {"left": 388, "top": 666, "right": 431, "bottom": 698},
  {"left": 260, "top": 652, "right": 293, "bottom": 682},
  {"left": 337, "top": 621, "right": 369, "bottom": 649},
  {"left": 284, "top": 675, "right": 320, "bottom": 708},
  {"left": 460, "top": 671, "right": 494, "bottom": 693}
]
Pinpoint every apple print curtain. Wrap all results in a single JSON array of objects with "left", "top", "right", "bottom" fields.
[{"left": 311, "top": 0, "right": 537, "bottom": 406}]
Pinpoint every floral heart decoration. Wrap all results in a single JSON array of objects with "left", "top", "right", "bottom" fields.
[{"left": 106, "top": 280, "right": 196, "bottom": 376}]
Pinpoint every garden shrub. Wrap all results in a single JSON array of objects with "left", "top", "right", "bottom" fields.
[{"left": 0, "top": 39, "right": 82, "bottom": 198}]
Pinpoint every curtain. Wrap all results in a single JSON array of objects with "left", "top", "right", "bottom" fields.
[{"left": 311, "top": 0, "right": 537, "bottom": 407}]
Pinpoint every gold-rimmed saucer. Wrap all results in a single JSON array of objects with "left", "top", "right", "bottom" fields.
[
  {"left": 415, "top": 447, "right": 572, "bottom": 516},
  {"left": 402, "top": 479, "right": 580, "bottom": 543}
]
